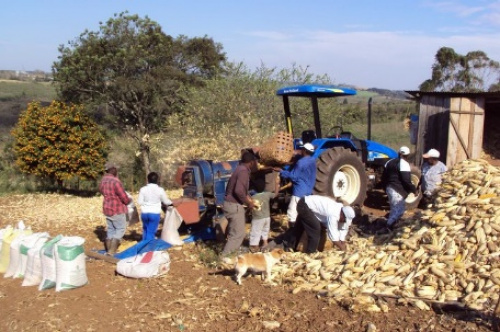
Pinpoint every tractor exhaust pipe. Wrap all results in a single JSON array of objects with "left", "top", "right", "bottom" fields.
[{"left": 367, "top": 97, "right": 372, "bottom": 141}]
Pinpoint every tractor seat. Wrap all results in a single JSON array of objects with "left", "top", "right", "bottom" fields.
[{"left": 340, "top": 131, "right": 357, "bottom": 140}]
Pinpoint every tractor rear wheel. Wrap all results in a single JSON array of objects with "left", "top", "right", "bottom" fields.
[
  {"left": 314, "top": 147, "right": 367, "bottom": 206},
  {"left": 405, "top": 165, "right": 422, "bottom": 210}
]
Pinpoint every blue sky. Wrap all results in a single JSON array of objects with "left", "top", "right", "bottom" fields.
[{"left": 1, "top": 0, "right": 499, "bottom": 90}]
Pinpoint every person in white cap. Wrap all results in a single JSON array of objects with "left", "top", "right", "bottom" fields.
[
  {"left": 421, "top": 148, "right": 447, "bottom": 202},
  {"left": 381, "top": 146, "right": 417, "bottom": 229},
  {"left": 263, "top": 195, "right": 355, "bottom": 253},
  {"left": 274, "top": 142, "right": 317, "bottom": 229}
]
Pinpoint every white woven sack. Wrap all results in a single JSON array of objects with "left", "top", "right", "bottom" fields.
[
  {"left": 160, "top": 207, "right": 184, "bottom": 245},
  {"left": 1, "top": 227, "right": 31, "bottom": 274},
  {"left": 0, "top": 226, "right": 11, "bottom": 252},
  {"left": 22, "top": 235, "right": 50, "bottom": 286},
  {"left": 54, "top": 236, "right": 88, "bottom": 292},
  {"left": 116, "top": 251, "right": 170, "bottom": 279},
  {"left": 39, "top": 235, "right": 63, "bottom": 290},
  {"left": 0, "top": 226, "right": 13, "bottom": 273},
  {"left": 15, "top": 232, "right": 49, "bottom": 279},
  {"left": 126, "top": 192, "right": 140, "bottom": 226},
  {"left": 4, "top": 235, "right": 26, "bottom": 278}
]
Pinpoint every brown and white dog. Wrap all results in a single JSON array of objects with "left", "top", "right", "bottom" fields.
[{"left": 234, "top": 248, "right": 285, "bottom": 285}]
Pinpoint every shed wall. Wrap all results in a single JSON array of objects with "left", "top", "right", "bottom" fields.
[
  {"left": 415, "top": 96, "right": 449, "bottom": 166},
  {"left": 446, "top": 97, "right": 484, "bottom": 167},
  {"left": 415, "top": 95, "right": 485, "bottom": 168}
]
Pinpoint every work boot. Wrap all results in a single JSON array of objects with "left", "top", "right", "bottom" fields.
[
  {"left": 104, "top": 239, "right": 112, "bottom": 252},
  {"left": 261, "top": 240, "right": 284, "bottom": 252},
  {"left": 261, "top": 240, "right": 277, "bottom": 252},
  {"left": 107, "top": 238, "right": 120, "bottom": 256},
  {"left": 249, "top": 245, "right": 260, "bottom": 253}
]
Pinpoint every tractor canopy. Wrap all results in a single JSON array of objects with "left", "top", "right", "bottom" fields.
[
  {"left": 277, "top": 84, "right": 357, "bottom": 139},
  {"left": 276, "top": 84, "right": 357, "bottom": 97}
]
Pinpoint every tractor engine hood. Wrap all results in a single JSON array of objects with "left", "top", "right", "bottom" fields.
[{"left": 365, "top": 140, "right": 398, "bottom": 161}]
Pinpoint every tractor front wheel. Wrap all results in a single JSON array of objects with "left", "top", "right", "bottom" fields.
[{"left": 314, "top": 147, "right": 367, "bottom": 206}]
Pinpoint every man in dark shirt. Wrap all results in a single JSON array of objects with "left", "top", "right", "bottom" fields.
[
  {"left": 99, "top": 162, "right": 131, "bottom": 255},
  {"left": 221, "top": 151, "right": 258, "bottom": 256},
  {"left": 381, "top": 146, "right": 417, "bottom": 230}
]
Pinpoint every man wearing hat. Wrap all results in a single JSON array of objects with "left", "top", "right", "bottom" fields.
[
  {"left": 275, "top": 142, "right": 317, "bottom": 229},
  {"left": 264, "top": 195, "right": 355, "bottom": 253},
  {"left": 99, "top": 162, "right": 131, "bottom": 255},
  {"left": 421, "top": 148, "right": 447, "bottom": 203},
  {"left": 381, "top": 146, "right": 417, "bottom": 229},
  {"left": 220, "top": 151, "right": 258, "bottom": 256}
]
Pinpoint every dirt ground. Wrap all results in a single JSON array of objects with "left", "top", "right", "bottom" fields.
[{"left": 0, "top": 192, "right": 496, "bottom": 332}]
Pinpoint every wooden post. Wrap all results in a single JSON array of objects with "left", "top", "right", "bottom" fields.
[{"left": 85, "top": 249, "right": 119, "bottom": 264}]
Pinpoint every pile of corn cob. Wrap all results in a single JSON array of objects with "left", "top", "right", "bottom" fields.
[{"left": 271, "top": 159, "right": 500, "bottom": 312}]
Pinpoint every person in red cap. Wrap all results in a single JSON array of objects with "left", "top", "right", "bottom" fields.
[
  {"left": 421, "top": 148, "right": 447, "bottom": 204},
  {"left": 381, "top": 146, "right": 417, "bottom": 230}
]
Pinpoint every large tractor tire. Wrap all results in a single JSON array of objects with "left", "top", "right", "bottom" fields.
[
  {"left": 314, "top": 147, "right": 367, "bottom": 206},
  {"left": 405, "top": 165, "right": 422, "bottom": 210}
]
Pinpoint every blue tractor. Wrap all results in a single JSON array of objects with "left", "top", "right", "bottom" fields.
[
  {"left": 277, "top": 84, "right": 421, "bottom": 208},
  {"left": 177, "top": 84, "right": 421, "bottom": 229}
]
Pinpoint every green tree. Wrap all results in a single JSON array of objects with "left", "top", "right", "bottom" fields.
[
  {"left": 11, "top": 101, "right": 107, "bottom": 187},
  {"left": 52, "top": 12, "right": 226, "bottom": 173},
  {"left": 489, "top": 82, "right": 500, "bottom": 92},
  {"left": 159, "top": 63, "right": 333, "bottom": 166},
  {"left": 420, "top": 47, "right": 500, "bottom": 92}
]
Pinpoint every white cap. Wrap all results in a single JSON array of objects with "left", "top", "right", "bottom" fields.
[
  {"left": 341, "top": 206, "right": 355, "bottom": 222},
  {"left": 399, "top": 146, "right": 410, "bottom": 156},
  {"left": 303, "top": 143, "right": 315, "bottom": 153},
  {"left": 423, "top": 148, "right": 440, "bottom": 159}
]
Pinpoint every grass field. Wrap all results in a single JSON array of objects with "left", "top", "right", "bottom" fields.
[
  {"left": 0, "top": 80, "right": 56, "bottom": 101},
  {"left": 345, "top": 121, "right": 411, "bottom": 151}
]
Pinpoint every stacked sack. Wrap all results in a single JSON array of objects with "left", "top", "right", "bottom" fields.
[{"left": 0, "top": 221, "right": 88, "bottom": 292}]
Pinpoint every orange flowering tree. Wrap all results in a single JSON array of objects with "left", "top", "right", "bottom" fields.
[{"left": 11, "top": 101, "right": 108, "bottom": 186}]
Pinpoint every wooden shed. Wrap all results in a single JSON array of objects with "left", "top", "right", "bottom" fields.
[{"left": 405, "top": 91, "right": 500, "bottom": 168}]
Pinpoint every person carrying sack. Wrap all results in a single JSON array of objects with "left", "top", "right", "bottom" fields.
[{"left": 138, "top": 172, "right": 176, "bottom": 241}]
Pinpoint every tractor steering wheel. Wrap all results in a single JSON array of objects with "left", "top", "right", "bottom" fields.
[{"left": 326, "top": 125, "right": 344, "bottom": 138}]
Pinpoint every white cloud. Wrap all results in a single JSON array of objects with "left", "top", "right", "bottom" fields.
[
  {"left": 245, "top": 31, "right": 291, "bottom": 41},
  {"left": 423, "top": 0, "right": 500, "bottom": 27},
  {"left": 227, "top": 29, "right": 500, "bottom": 90},
  {"left": 423, "top": 1, "right": 486, "bottom": 17}
]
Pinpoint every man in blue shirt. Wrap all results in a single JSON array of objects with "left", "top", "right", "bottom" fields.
[{"left": 275, "top": 143, "right": 317, "bottom": 228}]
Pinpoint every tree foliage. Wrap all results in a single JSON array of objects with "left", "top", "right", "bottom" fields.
[
  {"left": 161, "top": 63, "right": 333, "bottom": 160},
  {"left": 420, "top": 47, "right": 500, "bottom": 92},
  {"left": 52, "top": 12, "right": 226, "bottom": 173},
  {"left": 11, "top": 101, "right": 107, "bottom": 185}
]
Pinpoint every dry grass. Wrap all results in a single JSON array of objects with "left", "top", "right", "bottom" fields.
[{"left": 0, "top": 188, "right": 183, "bottom": 238}]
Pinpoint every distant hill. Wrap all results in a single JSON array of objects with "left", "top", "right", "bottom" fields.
[
  {"left": 366, "top": 88, "right": 411, "bottom": 100},
  {"left": 337, "top": 83, "right": 411, "bottom": 101},
  {"left": 0, "top": 78, "right": 413, "bottom": 132}
]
